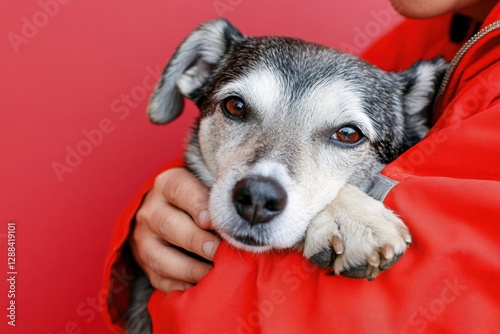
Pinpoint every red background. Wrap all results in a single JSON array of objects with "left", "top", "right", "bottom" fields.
[{"left": 0, "top": 1, "right": 401, "bottom": 333}]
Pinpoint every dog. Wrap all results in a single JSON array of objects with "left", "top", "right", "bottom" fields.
[{"left": 126, "top": 18, "right": 447, "bottom": 333}]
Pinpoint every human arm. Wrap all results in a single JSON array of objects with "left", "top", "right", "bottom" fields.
[{"left": 100, "top": 156, "right": 221, "bottom": 331}]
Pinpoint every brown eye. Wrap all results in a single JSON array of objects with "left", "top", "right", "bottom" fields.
[
  {"left": 222, "top": 97, "right": 246, "bottom": 119},
  {"left": 333, "top": 126, "right": 362, "bottom": 144}
]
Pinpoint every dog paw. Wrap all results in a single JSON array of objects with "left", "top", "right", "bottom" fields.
[{"left": 303, "top": 184, "right": 411, "bottom": 280}]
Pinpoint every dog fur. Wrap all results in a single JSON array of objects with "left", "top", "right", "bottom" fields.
[{"left": 126, "top": 19, "right": 447, "bottom": 333}]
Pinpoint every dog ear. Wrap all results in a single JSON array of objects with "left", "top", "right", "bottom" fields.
[
  {"left": 397, "top": 56, "right": 448, "bottom": 146},
  {"left": 148, "top": 19, "right": 244, "bottom": 124}
]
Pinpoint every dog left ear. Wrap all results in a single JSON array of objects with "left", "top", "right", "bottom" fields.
[
  {"left": 397, "top": 56, "right": 448, "bottom": 145},
  {"left": 148, "top": 19, "right": 244, "bottom": 124}
]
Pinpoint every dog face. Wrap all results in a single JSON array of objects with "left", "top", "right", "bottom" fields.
[{"left": 148, "top": 19, "right": 447, "bottom": 252}]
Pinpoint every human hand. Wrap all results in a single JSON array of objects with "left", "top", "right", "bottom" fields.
[{"left": 130, "top": 168, "right": 221, "bottom": 293}]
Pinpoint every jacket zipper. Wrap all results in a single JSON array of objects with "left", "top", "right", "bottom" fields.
[{"left": 434, "top": 19, "right": 500, "bottom": 109}]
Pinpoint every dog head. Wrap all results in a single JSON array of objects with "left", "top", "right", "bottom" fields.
[{"left": 148, "top": 19, "right": 447, "bottom": 252}]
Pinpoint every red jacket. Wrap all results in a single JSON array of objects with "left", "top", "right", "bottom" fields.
[{"left": 102, "top": 5, "right": 500, "bottom": 333}]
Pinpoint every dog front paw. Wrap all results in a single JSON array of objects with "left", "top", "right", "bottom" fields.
[{"left": 303, "top": 184, "right": 411, "bottom": 280}]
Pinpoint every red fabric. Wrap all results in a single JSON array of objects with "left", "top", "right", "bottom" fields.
[
  {"left": 362, "top": 13, "right": 459, "bottom": 71},
  {"left": 102, "top": 4, "right": 500, "bottom": 333}
]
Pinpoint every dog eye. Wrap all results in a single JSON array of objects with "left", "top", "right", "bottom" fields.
[
  {"left": 332, "top": 126, "right": 363, "bottom": 144},
  {"left": 222, "top": 97, "right": 246, "bottom": 119}
]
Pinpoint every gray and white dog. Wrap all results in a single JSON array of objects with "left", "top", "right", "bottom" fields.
[{"left": 127, "top": 18, "right": 447, "bottom": 333}]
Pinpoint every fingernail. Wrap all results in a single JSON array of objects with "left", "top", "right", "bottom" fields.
[
  {"left": 198, "top": 210, "right": 211, "bottom": 228},
  {"left": 203, "top": 241, "right": 218, "bottom": 259},
  {"left": 203, "top": 267, "right": 212, "bottom": 277}
]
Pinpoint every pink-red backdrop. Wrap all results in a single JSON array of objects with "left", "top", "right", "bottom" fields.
[{"left": 0, "top": 1, "right": 401, "bottom": 333}]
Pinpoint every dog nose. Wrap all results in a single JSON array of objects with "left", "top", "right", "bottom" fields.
[{"left": 232, "top": 176, "right": 287, "bottom": 225}]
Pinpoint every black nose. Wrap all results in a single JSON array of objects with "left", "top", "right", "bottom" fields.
[{"left": 232, "top": 176, "right": 287, "bottom": 225}]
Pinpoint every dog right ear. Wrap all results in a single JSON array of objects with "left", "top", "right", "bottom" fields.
[{"left": 148, "top": 19, "right": 244, "bottom": 124}]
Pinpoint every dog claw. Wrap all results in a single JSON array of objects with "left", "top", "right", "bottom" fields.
[
  {"left": 331, "top": 235, "right": 344, "bottom": 255},
  {"left": 305, "top": 184, "right": 411, "bottom": 280},
  {"left": 367, "top": 251, "right": 380, "bottom": 267},
  {"left": 382, "top": 245, "right": 395, "bottom": 260}
]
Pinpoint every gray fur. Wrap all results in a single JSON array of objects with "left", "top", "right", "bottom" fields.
[
  {"left": 148, "top": 19, "right": 243, "bottom": 124},
  {"left": 131, "top": 19, "right": 447, "bottom": 332},
  {"left": 126, "top": 272, "right": 153, "bottom": 334}
]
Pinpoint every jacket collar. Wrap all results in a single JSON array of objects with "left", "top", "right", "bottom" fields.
[{"left": 432, "top": 1, "right": 500, "bottom": 125}]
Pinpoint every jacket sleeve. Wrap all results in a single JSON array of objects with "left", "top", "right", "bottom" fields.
[
  {"left": 101, "top": 155, "right": 185, "bottom": 332},
  {"left": 379, "top": 101, "right": 500, "bottom": 333}
]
